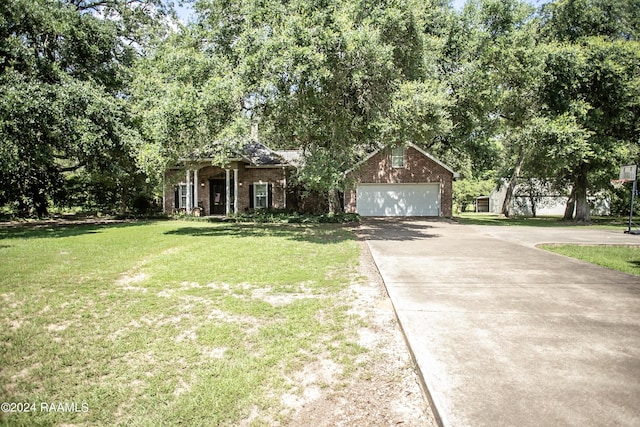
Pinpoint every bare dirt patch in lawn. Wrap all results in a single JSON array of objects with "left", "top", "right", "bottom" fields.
[
  {"left": 251, "top": 285, "right": 320, "bottom": 306},
  {"left": 116, "top": 272, "right": 149, "bottom": 288},
  {"left": 284, "top": 241, "right": 437, "bottom": 426},
  {"left": 1, "top": 221, "right": 435, "bottom": 426}
]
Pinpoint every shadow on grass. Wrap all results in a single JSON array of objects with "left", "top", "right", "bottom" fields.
[
  {"left": 0, "top": 220, "right": 146, "bottom": 240},
  {"left": 454, "top": 215, "right": 569, "bottom": 227},
  {"left": 163, "top": 223, "right": 357, "bottom": 245},
  {"left": 456, "top": 214, "right": 632, "bottom": 228}
]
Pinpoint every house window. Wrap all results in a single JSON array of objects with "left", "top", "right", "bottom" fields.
[
  {"left": 254, "top": 183, "right": 268, "bottom": 209},
  {"left": 179, "top": 184, "right": 188, "bottom": 208},
  {"left": 392, "top": 147, "right": 405, "bottom": 168}
]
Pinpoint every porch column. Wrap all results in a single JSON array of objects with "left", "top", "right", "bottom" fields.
[
  {"left": 233, "top": 168, "right": 239, "bottom": 214},
  {"left": 162, "top": 171, "right": 166, "bottom": 214},
  {"left": 282, "top": 167, "right": 287, "bottom": 210},
  {"left": 186, "top": 169, "right": 191, "bottom": 213},
  {"left": 194, "top": 168, "right": 199, "bottom": 212},
  {"left": 225, "top": 169, "right": 231, "bottom": 216}
]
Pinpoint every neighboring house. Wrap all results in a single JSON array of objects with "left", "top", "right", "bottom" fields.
[
  {"left": 163, "top": 141, "right": 298, "bottom": 216},
  {"left": 344, "top": 143, "right": 458, "bottom": 217},
  {"left": 479, "top": 179, "right": 610, "bottom": 216}
]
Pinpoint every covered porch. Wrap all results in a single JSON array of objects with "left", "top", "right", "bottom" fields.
[
  {"left": 188, "top": 164, "right": 238, "bottom": 216},
  {"left": 163, "top": 162, "right": 291, "bottom": 216}
]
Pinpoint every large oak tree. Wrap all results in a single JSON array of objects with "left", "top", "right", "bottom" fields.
[{"left": 0, "top": 0, "right": 170, "bottom": 216}]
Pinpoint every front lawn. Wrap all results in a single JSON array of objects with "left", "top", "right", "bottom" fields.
[
  {"left": 0, "top": 221, "right": 362, "bottom": 425},
  {"left": 539, "top": 244, "right": 640, "bottom": 276}
]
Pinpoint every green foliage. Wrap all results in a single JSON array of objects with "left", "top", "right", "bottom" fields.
[
  {"left": 2, "top": 0, "right": 639, "bottom": 220},
  {"left": 385, "top": 80, "right": 453, "bottom": 146},
  {"left": 535, "top": 13, "right": 640, "bottom": 221},
  {"left": 188, "top": 0, "right": 454, "bottom": 205},
  {"left": 453, "top": 178, "right": 496, "bottom": 212},
  {"left": 445, "top": 0, "right": 639, "bottom": 222},
  {"left": 237, "top": 210, "right": 361, "bottom": 224},
  {"left": 129, "top": 30, "right": 245, "bottom": 183},
  {"left": 608, "top": 183, "right": 640, "bottom": 217},
  {"left": 441, "top": 0, "right": 543, "bottom": 180},
  {"left": 540, "top": 0, "right": 639, "bottom": 42},
  {"left": 0, "top": 0, "right": 171, "bottom": 216},
  {"left": 179, "top": 209, "right": 361, "bottom": 224}
]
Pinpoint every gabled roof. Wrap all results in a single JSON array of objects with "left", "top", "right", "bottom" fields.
[
  {"left": 345, "top": 142, "right": 459, "bottom": 178},
  {"left": 274, "top": 150, "right": 304, "bottom": 167},
  {"left": 179, "top": 140, "right": 298, "bottom": 168},
  {"left": 240, "top": 141, "right": 288, "bottom": 166}
]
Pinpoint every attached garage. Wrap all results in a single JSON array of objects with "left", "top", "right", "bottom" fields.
[
  {"left": 356, "top": 183, "right": 441, "bottom": 217},
  {"left": 344, "top": 143, "right": 457, "bottom": 217}
]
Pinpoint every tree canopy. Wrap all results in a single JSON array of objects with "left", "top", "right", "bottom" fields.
[
  {"left": 0, "top": 0, "right": 170, "bottom": 216},
  {"left": 2, "top": 0, "right": 639, "bottom": 219}
]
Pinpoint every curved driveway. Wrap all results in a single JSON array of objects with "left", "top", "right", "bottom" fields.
[{"left": 361, "top": 219, "right": 640, "bottom": 427}]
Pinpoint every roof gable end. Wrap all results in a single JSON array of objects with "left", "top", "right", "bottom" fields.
[
  {"left": 242, "top": 140, "right": 286, "bottom": 166},
  {"left": 345, "top": 142, "right": 458, "bottom": 178}
]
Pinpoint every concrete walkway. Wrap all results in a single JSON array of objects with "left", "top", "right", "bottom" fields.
[{"left": 361, "top": 219, "right": 640, "bottom": 427}]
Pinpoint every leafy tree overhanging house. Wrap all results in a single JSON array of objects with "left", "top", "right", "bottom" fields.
[{"left": 163, "top": 128, "right": 458, "bottom": 218}]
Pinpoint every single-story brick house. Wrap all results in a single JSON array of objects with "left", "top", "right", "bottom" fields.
[
  {"left": 344, "top": 142, "right": 457, "bottom": 217},
  {"left": 164, "top": 140, "right": 457, "bottom": 217},
  {"left": 163, "top": 141, "right": 300, "bottom": 216}
]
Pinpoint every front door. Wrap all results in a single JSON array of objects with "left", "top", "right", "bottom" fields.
[{"left": 209, "top": 179, "right": 234, "bottom": 215}]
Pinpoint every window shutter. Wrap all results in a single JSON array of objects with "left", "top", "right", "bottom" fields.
[
  {"left": 174, "top": 187, "right": 179, "bottom": 209},
  {"left": 249, "top": 184, "right": 254, "bottom": 209},
  {"left": 268, "top": 184, "right": 273, "bottom": 208}
]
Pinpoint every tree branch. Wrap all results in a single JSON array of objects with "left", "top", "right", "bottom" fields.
[{"left": 58, "top": 163, "right": 86, "bottom": 173}]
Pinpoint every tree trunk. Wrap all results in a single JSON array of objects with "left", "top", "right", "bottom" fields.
[
  {"left": 563, "top": 185, "right": 575, "bottom": 221},
  {"left": 120, "top": 185, "right": 129, "bottom": 215},
  {"left": 327, "top": 190, "right": 339, "bottom": 214},
  {"left": 573, "top": 172, "right": 590, "bottom": 223},
  {"left": 33, "top": 191, "right": 48, "bottom": 219},
  {"left": 529, "top": 194, "right": 537, "bottom": 218},
  {"left": 502, "top": 148, "right": 525, "bottom": 218},
  {"left": 17, "top": 198, "right": 30, "bottom": 217}
]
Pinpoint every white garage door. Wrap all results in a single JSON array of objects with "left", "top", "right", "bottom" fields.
[{"left": 356, "top": 183, "right": 441, "bottom": 217}]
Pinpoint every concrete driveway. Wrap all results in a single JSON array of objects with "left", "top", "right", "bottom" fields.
[{"left": 361, "top": 219, "right": 640, "bottom": 427}]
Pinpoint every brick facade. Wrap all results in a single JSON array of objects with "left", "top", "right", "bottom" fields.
[
  {"left": 164, "top": 144, "right": 454, "bottom": 217},
  {"left": 344, "top": 145, "right": 454, "bottom": 217},
  {"left": 239, "top": 166, "right": 290, "bottom": 212},
  {"left": 164, "top": 162, "right": 292, "bottom": 215}
]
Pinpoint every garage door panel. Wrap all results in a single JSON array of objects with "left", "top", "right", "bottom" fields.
[{"left": 356, "top": 184, "right": 440, "bottom": 216}]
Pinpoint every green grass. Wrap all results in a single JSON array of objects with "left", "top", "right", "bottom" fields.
[
  {"left": 0, "top": 220, "right": 361, "bottom": 426},
  {"left": 455, "top": 212, "right": 631, "bottom": 229},
  {"left": 539, "top": 244, "right": 640, "bottom": 276}
]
